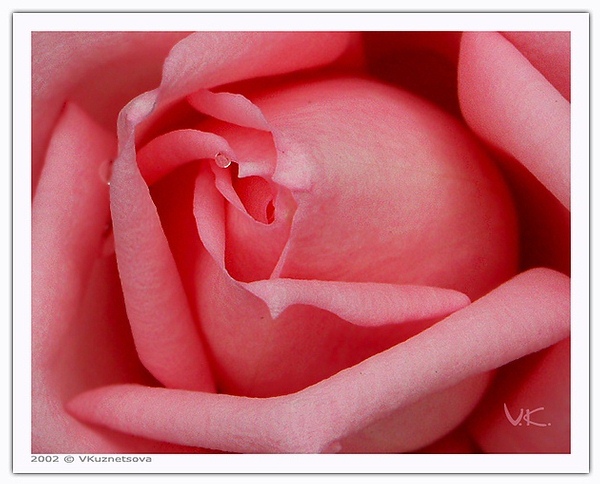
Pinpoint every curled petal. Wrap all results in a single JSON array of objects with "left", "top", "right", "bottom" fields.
[
  {"left": 244, "top": 278, "right": 470, "bottom": 323},
  {"left": 188, "top": 89, "right": 271, "bottom": 131},
  {"left": 156, "top": 32, "right": 355, "bottom": 105},
  {"left": 196, "top": 251, "right": 466, "bottom": 397},
  {"left": 252, "top": 77, "right": 518, "bottom": 300},
  {"left": 137, "top": 129, "right": 235, "bottom": 185},
  {"left": 195, "top": 76, "right": 518, "bottom": 297},
  {"left": 32, "top": 103, "right": 115, "bottom": 451},
  {"left": 31, "top": 104, "right": 195, "bottom": 452},
  {"left": 190, "top": 75, "right": 519, "bottom": 398},
  {"left": 188, "top": 89, "right": 278, "bottom": 179},
  {"left": 121, "top": 32, "right": 355, "bottom": 142},
  {"left": 68, "top": 268, "right": 569, "bottom": 453},
  {"left": 110, "top": 139, "right": 215, "bottom": 392},
  {"left": 501, "top": 31, "right": 570, "bottom": 101},
  {"left": 458, "top": 32, "right": 570, "bottom": 209}
]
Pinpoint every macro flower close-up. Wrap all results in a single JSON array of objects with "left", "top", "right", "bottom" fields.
[{"left": 31, "top": 28, "right": 571, "bottom": 455}]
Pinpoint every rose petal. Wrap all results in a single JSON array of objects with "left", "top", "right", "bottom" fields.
[
  {"left": 501, "top": 32, "right": 570, "bottom": 101},
  {"left": 468, "top": 337, "right": 570, "bottom": 453},
  {"left": 110, "top": 138, "right": 216, "bottom": 392},
  {"left": 194, "top": 161, "right": 292, "bottom": 283},
  {"left": 124, "top": 32, "right": 354, "bottom": 143},
  {"left": 32, "top": 32, "right": 188, "bottom": 192},
  {"left": 32, "top": 104, "right": 114, "bottom": 340},
  {"left": 32, "top": 103, "right": 195, "bottom": 453},
  {"left": 188, "top": 89, "right": 271, "bottom": 131},
  {"left": 254, "top": 77, "right": 518, "bottom": 300},
  {"left": 193, "top": 163, "right": 228, "bottom": 264},
  {"left": 68, "top": 267, "right": 569, "bottom": 453},
  {"left": 458, "top": 32, "right": 570, "bottom": 209},
  {"left": 117, "top": 32, "right": 355, "bottom": 157},
  {"left": 156, "top": 32, "right": 354, "bottom": 106},
  {"left": 244, "top": 278, "right": 470, "bottom": 323},
  {"left": 336, "top": 372, "right": 493, "bottom": 453},
  {"left": 137, "top": 128, "right": 235, "bottom": 185},
  {"left": 195, "top": 249, "right": 470, "bottom": 397},
  {"left": 32, "top": 102, "right": 113, "bottom": 451}
]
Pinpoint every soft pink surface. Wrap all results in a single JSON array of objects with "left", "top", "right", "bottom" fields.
[
  {"left": 32, "top": 32, "right": 189, "bottom": 193},
  {"left": 458, "top": 32, "right": 570, "bottom": 209},
  {"left": 68, "top": 268, "right": 569, "bottom": 453},
  {"left": 109, "top": 33, "right": 354, "bottom": 394},
  {"left": 32, "top": 103, "right": 205, "bottom": 453},
  {"left": 469, "top": 337, "right": 571, "bottom": 453},
  {"left": 501, "top": 31, "right": 570, "bottom": 101},
  {"left": 187, "top": 76, "right": 518, "bottom": 400},
  {"left": 32, "top": 31, "right": 572, "bottom": 454}
]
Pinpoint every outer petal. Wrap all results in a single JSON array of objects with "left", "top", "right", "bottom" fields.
[
  {"left": 68, "top": 268, "right": 570, "bottom": 453},
  {"left": 32, "top": 103, "right": 112, "bottom": 452},
  {"left": 468, "top": 337, "right": 570, "bottom": 453},
  {"left": 501, "top": 31, "right": 570, "bottom": 101},
  {"left": 458, "top": 32, "right": 570, "bottom": 209},
  {"left": 32, "top": 32, "right": 189, "bottom": 192},
  {"left": 124, "top": 32, "right": 355, "bottom": 142},
  {"left": 155, "top": 32, "right": 354, "bottom": 107},
  {"left": 32, "top": 103, "right": 199, "bottom": 453}
]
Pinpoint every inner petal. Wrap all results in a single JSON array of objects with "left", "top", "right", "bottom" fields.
[
  {"left": 193, "top": 115, "right": 292, "bottom": 283},
  {"left": 191, "top": 76, "right": 519, "bottom": 399},
  {"left": 231, "top": 170, "right": 275, "bottom": 225},
  {"left": 252, "top": 77, "right": 518, "bottom": 301}
]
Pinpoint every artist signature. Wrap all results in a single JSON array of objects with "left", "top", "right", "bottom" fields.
[{"left": 504, "top": 403, "right": 551, "bottom": 427}]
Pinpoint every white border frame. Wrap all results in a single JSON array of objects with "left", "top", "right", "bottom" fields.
[{"left": 12, "top": 11, "right": 590, "bottom": 475}]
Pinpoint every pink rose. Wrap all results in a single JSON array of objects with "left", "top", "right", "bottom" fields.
[{"left": 32, "top": 30, "right": 570, "bottom": 454}]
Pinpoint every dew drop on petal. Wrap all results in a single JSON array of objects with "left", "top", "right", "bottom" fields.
[
  {"left": 99, "top": 159, "right": 113, "bottom": 185},
  {"left": 214, "top": 152, "right": 233, "bottom": 169}
]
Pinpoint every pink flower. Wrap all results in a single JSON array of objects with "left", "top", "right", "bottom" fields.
[{"left": 32, "top": 31, "right": 570, "bottom": 454}]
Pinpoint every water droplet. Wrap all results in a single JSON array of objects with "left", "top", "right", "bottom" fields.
[
  {"left": 214, "top": 152, "right": 232, "bottom": 169},
  {"left": 99, "top": 159, "right": 113, "bottom": 185}
]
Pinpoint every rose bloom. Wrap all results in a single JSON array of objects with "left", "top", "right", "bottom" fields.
[{"left": 32, "top": 31, "right": 570, "bottom": 454}]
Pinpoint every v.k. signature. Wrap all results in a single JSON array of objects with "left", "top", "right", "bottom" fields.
[{"left": 504, "top": 403, "right": 551, "bottom": 427}]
